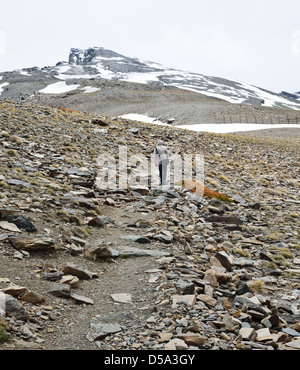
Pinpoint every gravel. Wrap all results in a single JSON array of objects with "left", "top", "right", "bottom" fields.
[{"left": 8, "top": 77, "right": 300, "bottom": 126}]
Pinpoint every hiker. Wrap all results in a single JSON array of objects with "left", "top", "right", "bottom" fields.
[{"left": 154, "top": 140, "right": 169, "bottom": 185}]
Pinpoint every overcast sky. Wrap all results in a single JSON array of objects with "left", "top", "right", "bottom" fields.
[{"left": 0, "top": 0, "right": 299, "bottom": 93}]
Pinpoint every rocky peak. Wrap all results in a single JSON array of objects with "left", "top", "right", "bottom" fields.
[
  {"left": 65, "top": 47, "right": 300, "bottom": 109},
  {"left": 68, "top": 47, "right": 126, "bottom": 65}
]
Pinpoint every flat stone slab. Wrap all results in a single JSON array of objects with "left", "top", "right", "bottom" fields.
[
  {"left": 118, "top": 246, "right": 171, "bottom": 258},
  {"left": 110, "top": 293, "right": 132, "bottom": 304},
  {"left": 86, "top": 322, "right": 122, "bottom": 342},
  {"left": 61, "top": 263, "right": 97, "bottom": 280},
  {"left": 70, "top": 293, "right": 94, "bottom": 305},
  {"left": 286, "top": 338, "right": 300, "bottom": 349},
  {"left": 9, "top": 235, "right": 55, "bottom": 251},
  {"left": 239, "top": 327, "right": 257, "bottom": 341},
  {"left": 172, "top": 295, "right": 196, "bottom": 308},
  {"left": 7, "top": 179, "right": 32, "bottom": 188},
  {"left": 0, "top": 221, "right": 21, "bottom": 233},
  {"left": 256, "top": 328, "right": 273, "bottom": 342}
]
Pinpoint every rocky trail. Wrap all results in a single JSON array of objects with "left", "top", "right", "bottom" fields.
[{"left": 0, "top": 100, "right": 299, "bottom": 351}]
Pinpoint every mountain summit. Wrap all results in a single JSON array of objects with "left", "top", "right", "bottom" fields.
[
  {"left": 68, "top": 47, "right": 127, "bottom": 65},
  {"left": 64, "top": 47, "right": 300, "bottom": 110},
  {"left": 0, "top": 46, "right": 300, "bottom": 111}
]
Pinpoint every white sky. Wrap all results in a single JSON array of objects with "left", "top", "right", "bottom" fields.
[{"left": 0, "top": 0, "right": 299, "bottom": 93}]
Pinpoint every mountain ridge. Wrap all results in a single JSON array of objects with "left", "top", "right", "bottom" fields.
[{"left": 0, "top": 46, "right": 300, "bottom": 112}]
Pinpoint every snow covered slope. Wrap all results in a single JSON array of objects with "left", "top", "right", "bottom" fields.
[{"left": 49, "top": 47, "right": 300, "bottom": 110}]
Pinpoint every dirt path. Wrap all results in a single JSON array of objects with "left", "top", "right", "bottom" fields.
[{"left": 1, "top": 202, "right": 172, "bottom": 350}]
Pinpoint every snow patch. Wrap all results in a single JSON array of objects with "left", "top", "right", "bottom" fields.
[
  {"left": 119, "top": 113, "right": 300, "bottom": 133},
  {"left": 19, "top": 71, "right": 31, "bottom": 76},
  {"left": 57, "top": 73, "right": 96, "bottom": 80},
  {"left": 81, "top": 86, "right": 101, "bottom": 93},
  {"left": 119, "top": 114, "right": 167, "bottom": 125},
  {"left": 177, "top": 123, "right": 300, "bottom": 133},
  {"left": 56, "top": 65, "right": 71, "bottom": 74},
  {"left": 126, "top": 72, "right": 161, "bottom": 84},
  {"left": 95, "top": 56, "right": 124, "bottom": 61},
  {"left": 0, "top": 82, "right": 9, "bottom": 95},
  {"left": 39, "top": 81, "right": 79, "bottom": 94}
]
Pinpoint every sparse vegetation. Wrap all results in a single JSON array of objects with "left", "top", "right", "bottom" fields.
[
  {"left": 10, "top": 135, "right": 23, "bottom": 144},
  {"left": 248, "top": 280, "right": 265, "bottom": 294},
  {"left": 6, "top": 149, "right": 18, "bottom": 157},
  {"left": 1, "top": 130, "right": 10, "bottom": 138},
  {"left": 0, "top": 326, "right": 8, "bottom": 344}
]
